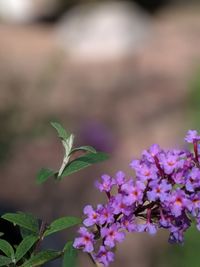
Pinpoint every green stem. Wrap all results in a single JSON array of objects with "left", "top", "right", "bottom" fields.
[{"left": 58, "top": 155, "right": 70, "bottom": 177}]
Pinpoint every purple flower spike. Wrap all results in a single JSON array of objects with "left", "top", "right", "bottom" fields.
[
  {"left": 95, "top": 246, "right": 114, "bottom": 267},
  {"left": 74, "top": 129, "right": 200, "bottom": 266},
  {"left": 185, "top": 130, "right": 200, "bottom": 143},
  {"left": 73, "top": 227, "right": 94, "bottom": 252}
]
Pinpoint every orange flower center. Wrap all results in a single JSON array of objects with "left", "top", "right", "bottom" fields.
[
  {"left": 167, "top": 161, "right": 175, "bottom": 166},
  {"left": 175, "top": 197, "right": 182, "bottom": 206}
]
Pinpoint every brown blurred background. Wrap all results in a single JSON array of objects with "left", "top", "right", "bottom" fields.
[{"left": 0, "top": 0, "right": 200, "bottom": 266}]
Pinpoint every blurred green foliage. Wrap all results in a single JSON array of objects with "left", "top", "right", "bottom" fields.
[{"left": 153, "top": 225, "right": 200, "bottom": 267}]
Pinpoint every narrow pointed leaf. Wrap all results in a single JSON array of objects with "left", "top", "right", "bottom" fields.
[
  {"left": 70, "top": 146, "right": 97, "bottom": 155},
  {"left": 62, "top": 241, "right": 77, "bottom": 267},
  {"left": 50, "top": 122, "right": 70, "bottom": 140},
  {"left": 0, "top": 256, "right": 12, "bottom": 266},
  {"left": 61, "top": 152, "right": 109, "bottom": 177},
  {"left": 2, "top": 213, "right": 39, "bottom": 234},
  {"left": 15, "top": 235, "right": 38, "bottom": 262},
  {"left": 0, "top": 239, "right": 14, "bottom": 258},
  {"left": 20, "top": 250, "right": 61, "bottom": 267},
  {"left": 44, "top": 217, "right": 81, "bottom": 237},
  {"left": 36, "top": 168, "right": 55, "bottom": 184}
]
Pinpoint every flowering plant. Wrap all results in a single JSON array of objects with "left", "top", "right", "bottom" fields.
[{"left": 1, "top": 123, "right": 200, "bottom": 267}]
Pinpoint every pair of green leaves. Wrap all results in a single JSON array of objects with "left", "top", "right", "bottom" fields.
[
  {"left": 37, "top": 122, "right": 109, "bottom": 184},
  {"left": 0, "top": 212, "right": 81, "bottom": 266},
  {"left": 0, "top": 235, "right": 38, "bottom": 266}
]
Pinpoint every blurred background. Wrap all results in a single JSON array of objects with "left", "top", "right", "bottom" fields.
[{"left": 0, "top": 0, "right": 200, "bottom": 266}]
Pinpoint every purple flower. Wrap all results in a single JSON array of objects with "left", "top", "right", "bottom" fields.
[
  {"left": 138, "top": 222, "right": 157, "bottom": 235},
  {"left": 172, "top": 171, "right": 185, "bottom": 185},
  {"left": 159, "top": 217, "right": 172, "bottom": 228},
  {"left": 115, "top": 171, "right": 126, "bottom": 186},
  {"left": 95, "top": 174, "right": 115, "bottom": 192},
  {"left": 110, "top": 194, "right": 131, "bottom": 216},
  {"left": 142, "top": 144, "right": 161, "bottom": 163},
  {"left": 185, "top": 167, "right": 200, "bottom": 192},
  {"left": 167, "top": 190, "right": 190, "bottom": 217},
  {"left": 95, "top": 246, "right": 114, "bottom": 267},
  {"left": 130, "top": 159, "right": 141, "bottom": 171},
  {"left": 168, "top": 226, "right": 184, "bottom": 244},
  {"left": 73, "top": 227, "right": 94, "bottom": 252},
  {"left": 120, "top": 216, "right": 137, "bottom": 232},
  {"left": 147, "top": 179, "right": 172, "bottom": 202},
  {"left": 185, "top": 130, "right": 200, "bottom": 143},
  {"left": 97, "top": 204, "right": 114, "bottom": 225},
  {"left": 101, "top": 224, "right": 125, "bottom": 248},
  {"left": 160, "top": 152, "right": 181, "bottom": 174},
  {"left": 137, "top": 164, "right": 158, "bottom": 182},
  {"left": 130, "top": 160, "right": 158, "bottom": 182},
  {"left": 149, "top": 144, "right": 161, "bottom": 157},
  {"left": 83, "top": 205, "right": 99, "bottom": 227},
  {"left": 122, "top": 180, "right": 145, "bottom": 205}
]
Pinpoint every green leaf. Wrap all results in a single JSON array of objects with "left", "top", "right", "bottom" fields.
[
  {"left": 0, "top": 239, "right": 14, "bottom": 258},
  {"left": 61, "top": 152, "right": 109, "bottom": 177},
  {"left": 2, "top": 213, "right": 39, "bottom": 234},
  {"left": 62, "top": 241, "right": 77, "bottom": 267},
  {"left": 36, "top": 168, "right": 55, "bottom": 184},
  {"left": 0, "top": 256, "right": 12, "bottom": 266},
  {"left": 70, "top": 146, "right": 97, "bottom": 155},
  {"left": 20, "top": 228, "right": 33, "bottom": 240},
  {"left": 44, "top": 217, "right": 81, "bottom": 237},
  {"left": 20, "top": 250, "right": 61, "bottom": 267},
  {"left": 15, "top": 235, "right": 38, "bottom": 263},
  {"left": 50, "top": 122, "right": 70, "bottom": 140}
]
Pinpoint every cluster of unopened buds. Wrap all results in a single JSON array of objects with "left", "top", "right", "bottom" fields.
[{"left": 73, "top": 130, "right": 200, "bottom": 266}]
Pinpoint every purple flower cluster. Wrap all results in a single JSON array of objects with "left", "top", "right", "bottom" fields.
[{"left": 73, "top": 130, "right": 200, "bottom": 266}]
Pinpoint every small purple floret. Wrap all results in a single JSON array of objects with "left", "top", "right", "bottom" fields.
[
  {"left": 73, "top": 227, "right": 94, "bottom": 253},
  {"left": 185, "top": 130, "right": 200, "bottom": 143},
  {"left": 101, "top": 225, "right": 125, "bottom": 248},
  {"left": 95, "top": 246, "right": 114, "bottom": 267}
]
